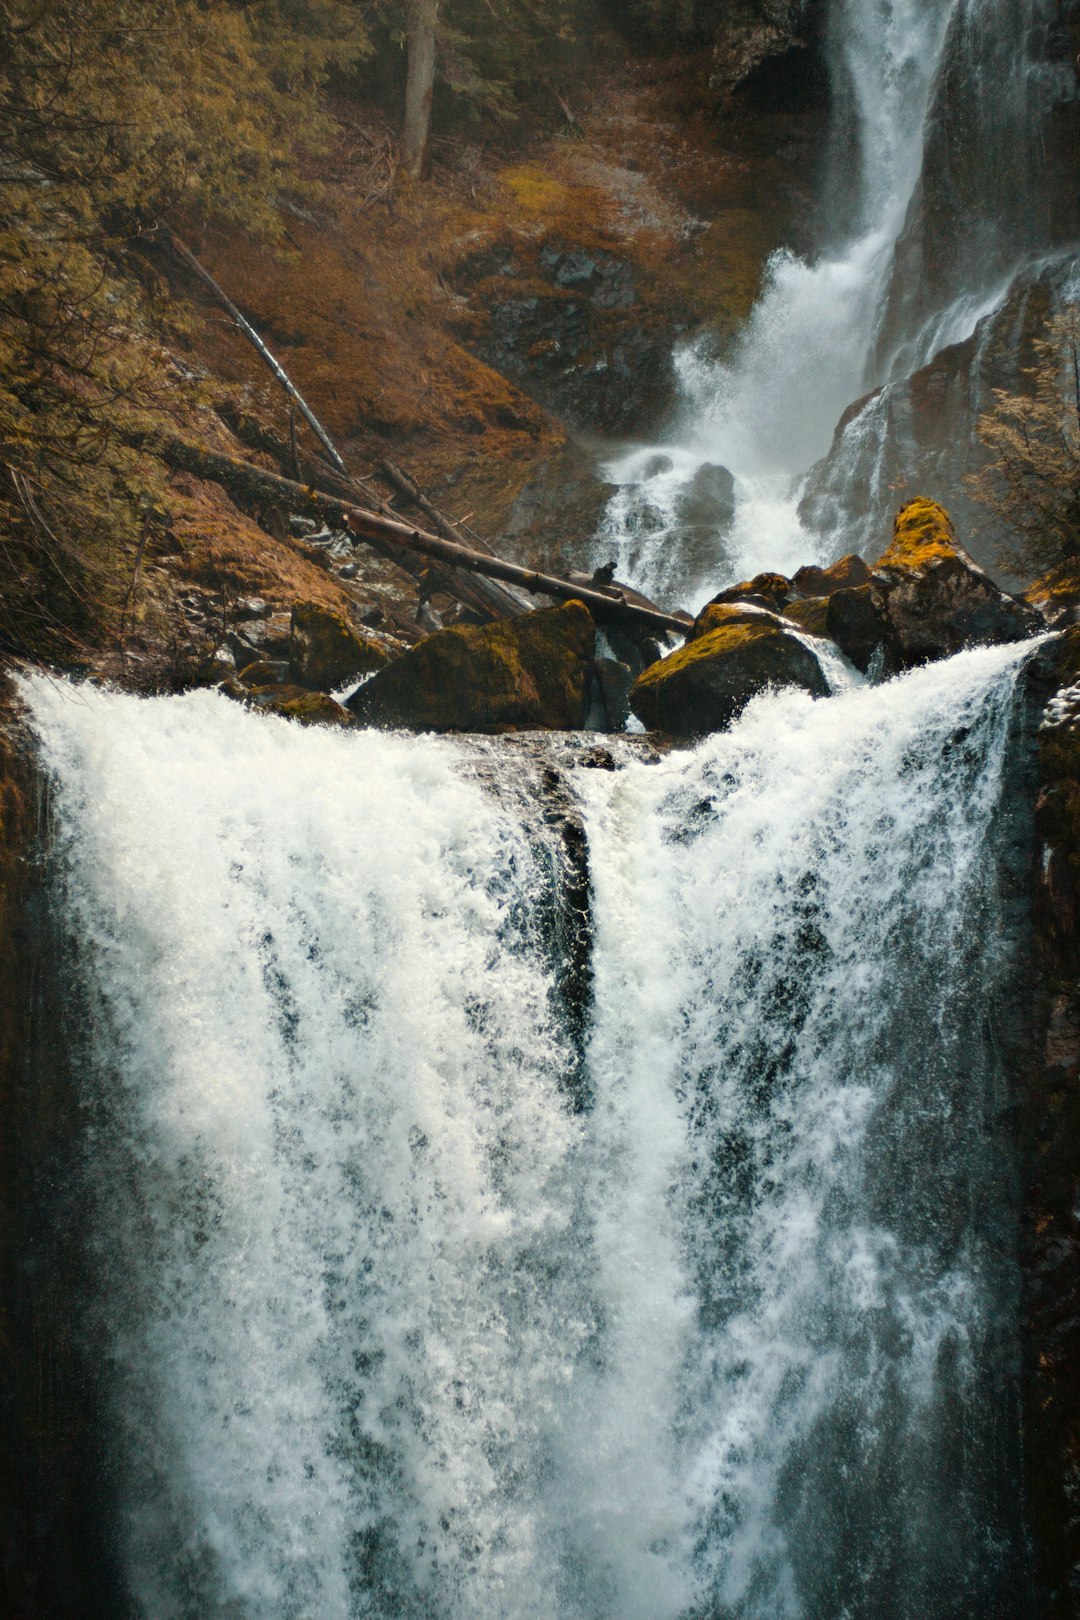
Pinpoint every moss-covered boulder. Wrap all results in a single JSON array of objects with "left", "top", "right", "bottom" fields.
[
  {"left": 630, "top": 606, "right": 828, "bottom": 737},
  {"left": 782, "top": 596, "right": 830, "bottom": 637},
  {"left": 691, "top": 599, "right": 792, "bottom": 641},
  {"left": 222, "top": 679, "right": 354, "bottom": 727},
  {"left": 349, "top": 601, "right": 596, "bottom": 733},
  {"left": 289, "top": 600, "right": 389, "bottom": 691},
  {"left": 870, "top": 498, "right": 1039, "bottom": 668}
]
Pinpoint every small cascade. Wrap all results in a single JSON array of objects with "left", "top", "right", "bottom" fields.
[
  {"left": 594, "top": 0, "right": 1073, "bottom": 607},
  {"left": 24, "top": 639, "right": 1037, "bottom": 1617}
]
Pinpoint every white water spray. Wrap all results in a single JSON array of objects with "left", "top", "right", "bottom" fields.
[{"left": 26, "top": 641, "right": 1034, "bottom": 1616}]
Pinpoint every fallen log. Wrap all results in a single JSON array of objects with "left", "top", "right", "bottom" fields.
[
  {"left": 379, "top": 458, "right": 498, "bottom": 558},
  {"left": 343, "top": 507, "right": 691, "bottom": 637},
  {"left": 156, "top": 437, "right": 530, "bottom": 624}
]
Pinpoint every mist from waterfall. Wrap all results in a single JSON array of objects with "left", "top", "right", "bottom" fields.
[
  {"left": 25, "top": 640, "right": 1036, "bottom": 1618},
  {"left": 596, "top": 0, "right": 1066, "bottom": 608}
]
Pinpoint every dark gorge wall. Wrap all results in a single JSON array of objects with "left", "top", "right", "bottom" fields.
[{"left": 0, "top": 691, "right": 115, "bottom": 1619}]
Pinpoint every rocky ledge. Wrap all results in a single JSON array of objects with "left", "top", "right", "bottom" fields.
[{"left": 218, "top": 498, "right": 1047, "bottom": 742}]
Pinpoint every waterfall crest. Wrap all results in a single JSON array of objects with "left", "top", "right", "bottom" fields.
[{"left": 25, "top": 639, "right": 1036, "bottom": 1617}]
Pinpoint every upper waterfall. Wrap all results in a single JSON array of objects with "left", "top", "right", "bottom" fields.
[
  {"left": 594, "top": 0, "right": 1068, "bottom": 607},
  {"left": 25, "top": 639, "right": 1036, "bottom": 1618}
]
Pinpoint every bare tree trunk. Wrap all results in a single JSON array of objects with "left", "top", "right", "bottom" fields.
[{"left": 402, "top": 0, "right": 438, "bottom": 181}]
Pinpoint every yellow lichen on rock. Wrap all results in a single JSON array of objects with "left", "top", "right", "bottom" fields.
[
  {"left": 876, "top": 498, "right": 961, "bottom": 574},
  {"left": 631, "top": 615, "right": 827, "bottom": 738}
]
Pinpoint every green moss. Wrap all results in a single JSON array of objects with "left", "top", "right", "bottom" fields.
[
  {"left": 636, "top": 620, "right": 774, "bottom": 692},
  {"left": 354, "top": 600, "right": 596, "bottom": 733},
  {"left": 290, "top": 600, "right": 388, "bottom": 690},
  {"left": 783, "top": 597, "right": 830, "bottom": 636}
]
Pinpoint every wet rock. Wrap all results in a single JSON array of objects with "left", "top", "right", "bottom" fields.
[
  {"left": 630, "top": 603, "right": 827, "bottom": 737},
  {"left": 782, "top": 596, "right": 831, "bottom": 636},
  {"left": 826, "top": 583, "right": 890, "bottom": 674},
  {"left": 587, "top": 657, "right": 633, "bottom": 732},
  {"left": 349, "top": 601, "right": 596, "bottom": 733},
  {"left": 235, "top": 659, "right": 291, "bottom": 688},
  {"left": 221, "top": 680, "right": 354, "bottom": 727},
  {"left": 691, "top": 598, "right": 794, "bottom": 640},
  {"left": 793, "top": 554, "right": 871, "bottom": 596},
  {"left": 871, "top": 498, "right": 1041, "bottom": 669},
  {"left": 289, "top": 601, "right": 389, "bottom": 691},
  {"left": 703, "top": 571, "right": 797, "bottom": 617}
]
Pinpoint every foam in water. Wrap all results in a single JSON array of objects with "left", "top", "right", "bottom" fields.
[{"left": 25, "top": 641, "right": 1035, "bottom": 1616}]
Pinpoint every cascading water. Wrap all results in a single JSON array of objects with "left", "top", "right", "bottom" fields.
[
  {"left": 25, "top": 638, "right": 1037, "bottom": 1618},
  {"left": 596, "top": 0, "right": 1072, "bottom": 608}
]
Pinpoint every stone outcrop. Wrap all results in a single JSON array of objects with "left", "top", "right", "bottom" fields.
[
  {"left": 710, "top": 0, "right": 814, "bottom": 97},
  {"left": 827, "top": 499, "right": 1041, "bottom": 674},
  {"left": 349, "top": 600, "right": 597, "bottom": 733},
  {"left": 289, "top": 601, "right": 389, "bottom": 691},
  {"left": 630, "top": 603, "right": 827, "bottom": 737}
]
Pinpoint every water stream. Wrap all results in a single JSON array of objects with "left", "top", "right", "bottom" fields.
[
  {"left": 25, "top": 639, "right": 1037, "bottom": 1617},
  {"left": 595, "top": 0, "right": 1070, "bottom": 608}
]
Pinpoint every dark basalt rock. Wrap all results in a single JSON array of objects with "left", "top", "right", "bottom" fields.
[
  {"left": 630, "top": 604, "right": 827, "bottom": 737},
  {"left": 349, "top": 601, "right": 596, "bottom": 734},
  {"left": 793, "top": 554, "right": 871, "bottom": 597},
  {"left": 826, "top": 583, "right": 890, "bottom": 674}
]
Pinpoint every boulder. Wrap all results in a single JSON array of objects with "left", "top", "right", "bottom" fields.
[
  {"left": 782, "top": 596, "right": 830, "bottom": 637},
  {"left": 290, "top": 600, "right": 389, "bottom": 691},
  {"left": 691, "top": 599, "right": 793, "bottom": 640},
  {"left": 349, "top": 601, "right": 596, "bottom": 733},
  {"left": 793, "top": 554, "right": 872, "bottom": 597},
  {"left": 701, "top": 571, "right": 796, "bottom": 618},
  {"left": 630, "top": 604, "right": 828, "bottom": 738},
  {"left": 869, "top": 498, "right": 1040, "bottom": 669},
  {"left": 826, "top": 583, "right": 891, "bottom": 674}
]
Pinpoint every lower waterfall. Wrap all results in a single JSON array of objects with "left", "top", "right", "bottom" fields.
[{"left": 25, "top": 640, "right": 1037, "bottom": 1619}]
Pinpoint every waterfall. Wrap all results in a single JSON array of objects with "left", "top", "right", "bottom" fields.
[
  {"left": 595, "top": 0, "right": 1070, "bottom": 608},
  {"left": 25, "top": 637, "right": 1037, "bottom": 1617}
]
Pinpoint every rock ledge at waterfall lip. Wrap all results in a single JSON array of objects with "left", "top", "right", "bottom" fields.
[
  {"left": 629, "top": 606, "right": 828, "bottom": 739},
  {"left": 347, "top": 599, "right": 597, "bottom": 734}
]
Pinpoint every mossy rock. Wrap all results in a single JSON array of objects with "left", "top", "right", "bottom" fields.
[
  {"left": 222, "top": 679, "right": 354, "bottom": 728},
  {"left": 691, "top": 600, "right": 791, "bottom": 641},
  {"left": 783, "top": 596, "right": 830, "bottom": 637},
  {"left": 793, "top": 555, "right": 871, "bottom": 597},
  {"left": 349, "top": 601, "right": 596, "bottom": 733},
  {"left": 235, "top": 659, "right": 291, "bottom": 689},
  {"left": 696, "top": 573, "right": 795, "bottom": 626},
  {"left": 290, "top": 600, "right": 389, "bottom": 691},
  {"left": 867, "top": 498, "right": 1040, "bottom": 669},
  {"left": 630, "top": 615, "right": 828, "bottom": 738}
]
